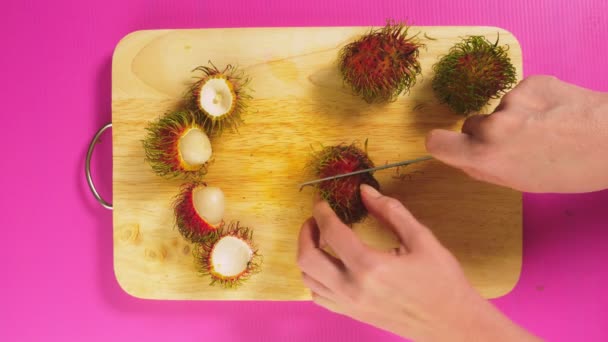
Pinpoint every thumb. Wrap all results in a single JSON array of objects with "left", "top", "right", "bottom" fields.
[
  {"left": 425, "top": 129, "right": 475, "bottom": 169},
  {"left": 360, "top": 184, "right": 436, "bottom": 252}
]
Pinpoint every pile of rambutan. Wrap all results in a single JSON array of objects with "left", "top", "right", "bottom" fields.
[{"left": 142, "top": 61, "right": 261, "bottom": 288}]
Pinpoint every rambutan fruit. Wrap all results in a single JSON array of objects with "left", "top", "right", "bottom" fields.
[
  {"left": 309, "top": 142, "right": 380, "bottom": 225},
  {"left": 173, "top": 182, "right": 225, "bottom": 242},
  {"left": 431, "top": 35, "right": 517, "bottom": 115},
  {"left": 338, "top": 21, "right": 423, "bottom": 103},
  {"left": 193, "top": 221, "right": 261, "bottom": 288},
  {"left": 186, "top": 62, "right": 252, "bottom": 135},
  {"left": 142, "top": 110, "right": 213, "bottom": 179}
]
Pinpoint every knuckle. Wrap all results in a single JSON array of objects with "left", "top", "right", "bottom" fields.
[
  {"left": 516, "top": 75, "right": 557, "bottom": 93},
  {"left": 356, "top": 260, "right": 383, "bottom": 283},
  {"left": 481, "top": 114, "right": 509, "bottom": 137},
  {"left": 354, "top": 252, "right": 375, "bottom": 270},
  {"left": 347, "top": 248, "right": 377, "bottom": 273},
  {"left": 522, "top": 74, "right": 551, "bottom": 85},
  {"left": 489, "top": 112, "right": 521, "bottom": 132},
  {"left": 500, "top": 87, "right": 521, "bottom": 103},
  {"left": 531, "top": 74, "right": 557, "bottom": 82}
]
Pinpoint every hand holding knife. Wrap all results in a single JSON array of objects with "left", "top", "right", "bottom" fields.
[{"left": 298, "top": 155, "right": 433, "bottom": 191}]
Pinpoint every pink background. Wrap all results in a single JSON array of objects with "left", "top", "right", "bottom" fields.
[{"left": 1, "top": 0, "right": 607, "bottom": 341}]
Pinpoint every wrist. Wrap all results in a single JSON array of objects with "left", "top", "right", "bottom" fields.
[
  {"left": 454, "top": 293, "right": 541, "bottom": 342},
  {"left": 416, "top": 289, "right": 542, "bottom": 342}
]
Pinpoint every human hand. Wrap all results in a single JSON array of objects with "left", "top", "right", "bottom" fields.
[
  {"left": 297, "top": 184, "right": 540, "bottom": 341},
  {"left": 426, "top": 75, "right": 608, "bottom": 193}
]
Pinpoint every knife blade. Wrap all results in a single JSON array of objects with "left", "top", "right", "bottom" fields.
[{"left": 298, "top": 155, "right": 433, "bottom": 191}]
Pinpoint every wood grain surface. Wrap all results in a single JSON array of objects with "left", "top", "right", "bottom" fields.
[{"left": 111, "top": 26, "right": 523, "bottom": 300}]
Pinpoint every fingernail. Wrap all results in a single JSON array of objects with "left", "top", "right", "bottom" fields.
[{"left": 360, "top": 184, "right": 381, "bottom": 197}]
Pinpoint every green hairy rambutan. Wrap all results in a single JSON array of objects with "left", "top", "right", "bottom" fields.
[
  {"left": 309, "top": 142, "right": 380, "bottom": 225},
  {"left": 142, "top": 110, "right": 213, "bottom": 179},
  {"left": 431, "top": 35, "right": 517, "bottom": 115},
  {"left": 338, "top": 21, "right": 423, "bottom": 103}
]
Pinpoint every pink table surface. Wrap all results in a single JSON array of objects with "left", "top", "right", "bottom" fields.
[{"left": 1, "top": 0, "right": 607, "bottom": 341}]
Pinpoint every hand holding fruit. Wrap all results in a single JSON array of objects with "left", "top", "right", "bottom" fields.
[
  {"left": 426, "top": 75, "right": 608, "bottom": 193},
  {"left": 297, "top": 185, "right": 541, "bottom": 341}
]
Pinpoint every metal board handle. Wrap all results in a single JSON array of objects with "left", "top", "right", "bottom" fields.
[{"left": 85, "top": 123, "right": 113, "bottom": 210}]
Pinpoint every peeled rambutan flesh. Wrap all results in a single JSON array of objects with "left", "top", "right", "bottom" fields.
[
  {"left": 174, "top": 182, "right": 225, "bottom": 242},
  {"left": 186, "top": 61, "right": 252, "bottom": 135},
  {"left": 310, "top": 142, "right": 380, "bottom": 224},
  {"left": 431, "top": 35, "right": 517, "bottom": 115},
  {"left": 142, "top": 110, "right": 212, "bottom": 179},
  {"left": 193, "top": 221, "right": 261, "bottom": 288},
  {"left": 338, "top": 21, "right": 422, "bottom": 103}
]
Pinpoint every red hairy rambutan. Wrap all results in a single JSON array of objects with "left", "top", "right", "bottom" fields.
[
  {"left": 339, "top": 21, "right": 423, "bottom": 103},
  {"left": 193, "top": 221, "right": 262, "bottom": 288},
  {"left": 309, "top": 142, "right": 380, "bottom": 224},
  {"left": 173, "top": 182, "right": 225, "bottom": 242}
]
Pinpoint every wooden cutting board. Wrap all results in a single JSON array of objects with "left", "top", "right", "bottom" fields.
[{"left": 112, "top": 26, "right": 523, "bottom": 300}]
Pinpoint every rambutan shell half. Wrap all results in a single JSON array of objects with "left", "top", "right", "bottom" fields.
[
  {"left": 142, "top": 110, "right": 212, "bottom": 179},
  {"left": 174, "top": 183, "right": 225, "bottom": 242},
  {"left": 193, "top": 222, "right": 262, "bottom": 288},
  {"left": 186, "top": 62, "right": 252, "bottom": 136}
]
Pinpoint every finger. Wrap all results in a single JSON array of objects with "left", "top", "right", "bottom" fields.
[
  {"left": 425, "top": 129, "right": 476, "bottom": 169},
  {"left": 312, "top": 199, "right": 372, "bottom": 269},
  {"left": 461, "top": 114, "right": 487, "bottom": 136},
  {"left": 297, "top": 217, "right": 346, "bottom": 288},
  {"left": 360, "top": 184, "right": 436, "bottom": 252},
  {"left": 302, "top": 273, "right": 335, "bottom": 300},
  {"left": 308, "top": 198, "right": 329, "bottom": 250},
  {"left": 461, "top": 114, "right": 502, "bottom": 142}
]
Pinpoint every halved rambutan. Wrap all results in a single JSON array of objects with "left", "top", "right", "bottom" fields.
[
  {"left": 309, "top": 141, "right": 380, "bottom": 224},
  {"left": 431, "top": 35, "right": 517, "bottom": 115},
  {"left": 142, "top": 110, "right": 212, "bottom": 179},
  {"left": 338, "top": 20, "right": 423, "bottom": 103},
  {"left": 193, "top": 221, "right": 261, "bottom": 288},
  {"left": 186, "top": 61, "right": 252, "bottom": 135},
  {"left": 173, "top": 182, "right": 225, "bottom": 242}
]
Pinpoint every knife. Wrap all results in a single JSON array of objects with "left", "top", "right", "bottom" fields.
[{"left": 298, "top": 155, "right": 433, "bottom": 191}]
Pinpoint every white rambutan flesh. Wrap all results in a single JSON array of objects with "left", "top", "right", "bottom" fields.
[
  {"left": 192, "top": 186, "right": 225, "bottom": 226},
  {"left": 199, "top": 78, "right": 235, "bottom": 118},
  {"left": 211, "top": 236, "right": 253, "bottom": 277},
  {"left": 178, "top": 128, "right": 212, "bottom": 166}
]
